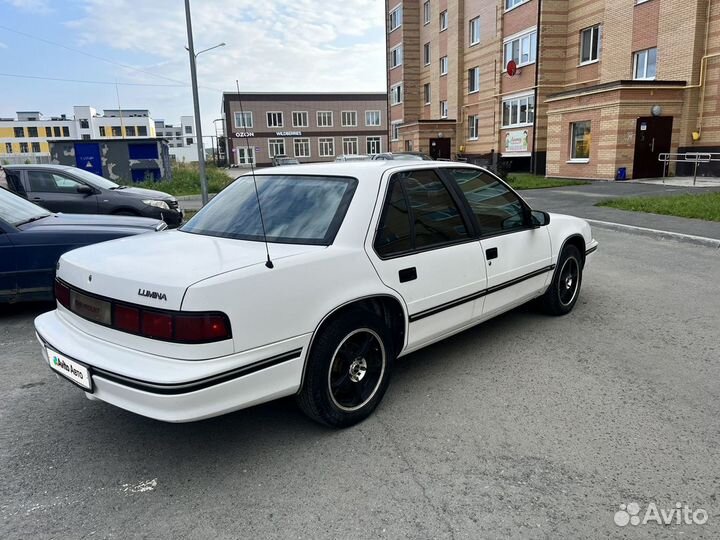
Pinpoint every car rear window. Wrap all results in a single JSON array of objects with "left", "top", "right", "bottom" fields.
[{"left": 181, "top": 175, "right": 358, "bottom": 245}]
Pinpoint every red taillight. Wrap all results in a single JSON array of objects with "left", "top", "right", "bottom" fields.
[
  {"left": 113, "top": 304, "right": 140, "bottom": 333},
  {"left": 54, "top": 280, "right": 70, "bottom": 308},
  {"left": 141, "top": 311, "right": 173, "bottom": 340},
  {"left": 58, "top": 280, "right": 231, "bottom": 343},
  {"left": 174, "top": 314, "right": 231, "bottom": 342}
]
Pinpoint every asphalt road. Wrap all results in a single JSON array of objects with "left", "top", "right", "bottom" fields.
[{"left": 1, "top": 229, "right": 718, "bottom": 539}]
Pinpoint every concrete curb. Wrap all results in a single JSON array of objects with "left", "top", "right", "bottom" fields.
[{"left": 586, "top": 219, "right": 720, "bottom": 249}]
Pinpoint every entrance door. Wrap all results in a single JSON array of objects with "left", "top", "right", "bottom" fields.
[
  {"left": 237, "top": 146, "right": 256, "bottom": 166},
  {"left": 632, "top": 117, "right": 673, "bottom": 179},
  {"left": 429, "top": 138, "right": 451, "bottom": 160}
]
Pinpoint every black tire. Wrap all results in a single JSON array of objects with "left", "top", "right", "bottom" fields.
[
  {"left": 540, "top": 244, "right": 583, "bottom": 316},
  {"left": 298, "top": 310, "right": 394, "bottom": 428}
]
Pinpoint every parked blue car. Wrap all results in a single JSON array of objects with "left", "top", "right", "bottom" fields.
[{"left": 0, "top": 187, "right": 166, "bottom": 304}]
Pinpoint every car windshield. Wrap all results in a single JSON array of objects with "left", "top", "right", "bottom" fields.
[
  {"left": 181, "top": 175, "right": 358, "bottom": 245},
  {"left": 63, "top": 167, "right": 120, "bottom": 190},
  {"left": 0, "top": 187, "right": 51, "bottom": 226}
]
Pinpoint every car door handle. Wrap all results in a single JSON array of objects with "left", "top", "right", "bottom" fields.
[
  {"left": 486, "top": 247, "right": 498, "bottom": 260},
  {"left": 398, "top": 267, "right": 417, "bottom": 283}
]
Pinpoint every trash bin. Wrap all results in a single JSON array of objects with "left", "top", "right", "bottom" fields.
[{"left": 616, "top": 167, "right": 627, "bottom": 181}]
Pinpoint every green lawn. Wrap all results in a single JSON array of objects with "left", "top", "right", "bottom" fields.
[
  {"left": 506, "top": 173, "right": 589, "bottom": 190},
  {"left": 597, "top": 192, "right": 720, "bottom": 222},
  {"left": 121, "top": 163, "right": 234, "bottom": 196}
]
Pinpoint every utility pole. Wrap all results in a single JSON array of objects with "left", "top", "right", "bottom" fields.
[{"left": 184, "top": 0, "right": 208, "bottom": 205}]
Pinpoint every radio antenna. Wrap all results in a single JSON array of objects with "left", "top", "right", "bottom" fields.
[{"left": 236, "top": 79, "right": 273, "bottom": 269}]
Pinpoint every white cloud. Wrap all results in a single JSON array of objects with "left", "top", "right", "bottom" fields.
[
  {"left": 3, "top": 0, "right": 52, "bottom": 14},
  {"left": 64, "top": 0, "right": 387, "bottom": 133}
]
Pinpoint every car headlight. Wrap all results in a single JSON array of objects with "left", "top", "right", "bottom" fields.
[{"left": 142, "top": 199, "right": 170, "bottom": 210}]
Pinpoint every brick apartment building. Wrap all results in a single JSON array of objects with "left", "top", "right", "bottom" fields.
[
  {"left": 222, "top": 93, "right": 388, "bottom": 167},
  {"left": 386, "top": 0, "right": 720, "bottom": 180}
]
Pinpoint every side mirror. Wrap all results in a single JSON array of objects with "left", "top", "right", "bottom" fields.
[
  {"left": 530, "top": 210, "right": 550, "bottom": 228},
  {"left": 76, "top": 185, "right": 94, "bottom": 195}
]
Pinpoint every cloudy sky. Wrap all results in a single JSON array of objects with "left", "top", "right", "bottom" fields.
[{"left": 0, "top": 0, "right": 387, "bottom": 137}]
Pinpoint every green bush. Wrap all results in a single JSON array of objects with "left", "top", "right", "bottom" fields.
[{"left": 119, "top": 163, "right": 234, "bottom": 196}]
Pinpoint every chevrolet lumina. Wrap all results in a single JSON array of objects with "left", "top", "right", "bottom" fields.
[{"left": 34, "top": 162, "right": 598, "bottom": 427}]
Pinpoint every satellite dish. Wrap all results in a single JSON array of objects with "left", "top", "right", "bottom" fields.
[{"left": 507, "top": 60, "right": 518, "bottom": 77}]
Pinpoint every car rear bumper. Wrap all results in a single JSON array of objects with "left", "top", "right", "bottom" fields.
[{"left": 34, "top": 310, "right": 309, "bottom": 422}]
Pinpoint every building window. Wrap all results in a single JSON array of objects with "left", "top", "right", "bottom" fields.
[
  {"left": 82, "top": 134, "right": 90, "bottom": 140},
  {"left": 404, "top": 140, "right": 413, "bottom": 151},
  {"left": 367, "top": 136, "right": 381, "bottom": 154},
  {"left": 469, "top": 17, "right": 480, "bottom": 46},
  {"left": 504, "top": 30, "right": 537, "bottom": 67},
  {"left": 391, "top": 83, "right": 403, "bottom": 105},
  {"left": 319, "top": 137, "right": 335, "bottom": 157},
  {"left": 580, "top": 25, "right": 601, "bottom": 64},
  {"left": 31, "top": 142, "right": 41, "bottom": 152},
  {"left": 79, "top": 119, "right": 89, "bottom": 129},
  {"left": 99, "top": 126, "right": 106, "bottom": 137},
  {"left": 439, "top": 10, "right": 448, "bottom": 31},
  {"left": 570, "top": 121, "right": 591, "bottom": 160},
  {"left": 391, "top": 121, "right": 402, "bottom": 141},
  {"left": 423, "top": 1, "right": 430, "bottom": 24},
  {"left": 266, "top": 112, "right": 283, "bottom": 128},
  {"left": 20, "top": 142, "right": 28, "bottom": 153},
  {"left": 13, "top": 127, "right": 24, "bottom": 137},
  {"left": 342, "top": 137, "right": 359, "bottom": 155},
  {"left": 45, "top": 127, "right": 52, "bottom": 137},
  {"left": 341, "top": 111, "right": 358, "bottom": 127},
  {"left": 4, "top": 143, "right": 12, "bottom": 153},
  {"left": 440, "top": 55, "right": 448, "bottom": 75},
  {"left": 111, "top": 126, "right": 122, "bottom": 137},
  {"left": 186, "top": 138, "right": 194, "bottom": 145},
  {"left": 62, "top": 126, "right": 69, "bottom": 137},
  {"left": 423, "top": 42, "right": 431, "bottom": 65},
  {"left": 389, "top": 5, "right": 402, "bottom": 32},
  {"left": 294, "top": 138, "right": 310, "bottom": 157},
  {"left": 268, "top": 138, "right": 286, "bottom": 157},
  {"left": 27, "top": 126, "right": 38, "bottom": 137},
  {"left": 234, "top": 111, "right": 253, "bottom": 128},
  {"left": 440, "top": 100, "right": 448, "bottom": 118},
  {"left": 502, "top": 94, "right": 535, "bottom": 127},
  {"left": 185, "top": 125, "right": 193, "bottom": 134},
  {"left": 53, "top": 126, "right": 61, "bottom": 137},
  {"left": 317, "top": 111, "right": 333, "bottom": 127},
  {"left": 126, "top": 126, "right": 136, "bottom": 136},
  {"left": 505, "top": 0, "right": 529, "bottom": 10},
  {"left": 365, "top": 110, "right": 381, "bottom": 126},
  {"left": 390, "top": 44, "right": 403, "bottom": 68},
  {"left": 423, "top": 83, "right": 431, "bottom": 105},
  {"left": 634, "top": 48, "right": 657, "bottom": 80},
  {"left": 468, "top": 115, "right": 479, "bottom": 140},
  {"left": 292, "top": 111, "right": 308, "bottom": 127},
  {"left": 468, "top": 67, "right": 480, "bottom": 93},
  {"left": 138, "top": 126, "right": 147, "bottom": 136}
]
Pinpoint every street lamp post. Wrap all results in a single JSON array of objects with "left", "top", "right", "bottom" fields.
[{"left": 183, "top": 0, "right": 225, "bottom": 206}]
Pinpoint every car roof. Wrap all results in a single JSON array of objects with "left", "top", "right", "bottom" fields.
[
  {"left": 240, "top": 160, "right": 485, "bottom": 184},
  {"left": 4, "top": 163, "right": 76, "bottom": 172}
]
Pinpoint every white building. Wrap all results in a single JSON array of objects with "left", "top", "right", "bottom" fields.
[{"left": 1, "top": 106, "right": 159, "bottom": 164}]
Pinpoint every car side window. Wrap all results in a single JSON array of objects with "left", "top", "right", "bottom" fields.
[
  {"left": 446, "top": 168, "right": 526, "bottom": 236},
  {"left": 26, "top": 171, "right": 59, "bottom": 193},
  {"left": 52, "top": 174, "right": 84, "bottom": 193},
  {"left": 375, "top": 178, "right": 412, "bottom": 257},
  {"left": 374, "top": 169, "right": 469, "bottom": 257},
  {"left": 402, "top": 170, "right": 468, "bottom": 249}
]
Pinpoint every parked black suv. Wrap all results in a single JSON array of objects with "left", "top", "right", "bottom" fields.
[{"left": 3, "top": 164, "right": 182, "bottom": 227}]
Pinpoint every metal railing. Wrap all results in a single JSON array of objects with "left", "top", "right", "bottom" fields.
[{"left": 658, "top": 152, "right": 716, "bottom": 185}]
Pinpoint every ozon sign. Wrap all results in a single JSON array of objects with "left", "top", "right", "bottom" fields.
[{"left": 233, "top": 131, "right": 254, "bottom": 138}]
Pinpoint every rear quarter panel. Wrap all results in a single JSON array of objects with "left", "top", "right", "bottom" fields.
[{"left": 182, "top": 247, "right": 408, "bottom": 355}]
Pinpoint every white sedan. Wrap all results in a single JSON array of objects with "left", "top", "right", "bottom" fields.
[{"left": 35, "top": 162, "right": 598, "bottom": 427}]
